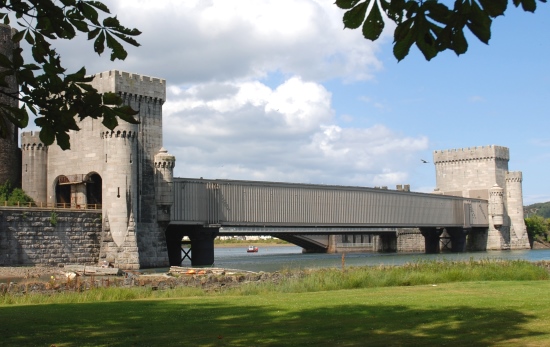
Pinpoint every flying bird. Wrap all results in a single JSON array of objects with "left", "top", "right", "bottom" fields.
[{"left": 421, "top": 159, "right": 429, "bottom": 163}]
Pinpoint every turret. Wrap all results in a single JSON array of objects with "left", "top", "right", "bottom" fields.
[
  {"left": 101, "top": 126, "right": 138, "bottom": 246},
  {"left": 506, "top": 171, "right": 529, "bottom": 245},
  {"left": 21, "top": 131, "right": 48, "bottom": 203},
  {"left": 488, "top": 184, "right": 504, "bottom": 229},
  {"left": 154, "top": 147, "right": 175, "bottom": 222}
]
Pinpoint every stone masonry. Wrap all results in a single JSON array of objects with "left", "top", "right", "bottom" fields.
[
  {"left": 433, "top": 145, "right": 530, "bottom": 250},
  {"left": 0, "top": 207, "right": 102, "bottom": 266}
]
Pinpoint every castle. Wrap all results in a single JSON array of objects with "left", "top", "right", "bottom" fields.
[
  {"left": 17, "top": 70, "right": 176, "bottom": 269},
  {"left": 433, "top": 146, "right": 530, "bottom": 250},
  {"left": 0, "top": 24, "right": 531, "bottom": 269}
]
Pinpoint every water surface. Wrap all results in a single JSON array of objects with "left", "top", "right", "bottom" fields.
[{"left": 178, "top": 246, "right": 550, "bottom": 273}]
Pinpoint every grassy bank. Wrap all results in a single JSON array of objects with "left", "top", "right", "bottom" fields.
[{"left": 1, "top": 260, "right": 549, "bottom": 346}]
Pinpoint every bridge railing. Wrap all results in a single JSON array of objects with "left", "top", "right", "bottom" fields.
[{"left": 1, "top": 201, "right": 102, "bottom": 210}]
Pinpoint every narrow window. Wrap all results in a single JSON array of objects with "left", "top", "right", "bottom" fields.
[{"left": 117, "top": 187, "right": 120, "bottom": 198}]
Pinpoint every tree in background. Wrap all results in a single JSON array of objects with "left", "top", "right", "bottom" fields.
[
  {"left": 0, "top": 0, "right": 140, "bottom": 150},
  {"left": 524, "top": 215, "right": 549, "bottom": 243},
  {"left": 0, "top": 180, "right": 33, "bottom": 206},
  {"left": 336, "top": 0, "right": 547, "bottom": 61}
]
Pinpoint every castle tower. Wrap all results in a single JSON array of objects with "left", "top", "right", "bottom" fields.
[
  {"left": 154, "top": 147, "right": 175, "bottom": 222},
  {"left": 89, "top": 70, "right": 169, "bottom": 269},
  {"left": 433, "top": 145, "right": 529, "bottom": 250},
  {"left": 101, "top": 126, "right": 138, "bottom": 246},
  {"left": 0, "top": 24, "right": 20, "bottom": 188},
  {"left": 506, "top": 171, "right": 530, "bottom": 248},
  {"left": 21, "top": 132, "right": 48, "bottom": 203}
]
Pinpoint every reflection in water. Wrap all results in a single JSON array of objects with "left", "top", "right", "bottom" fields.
[{"left": 182, "top": 246, "right": 550, "bottom": 273}]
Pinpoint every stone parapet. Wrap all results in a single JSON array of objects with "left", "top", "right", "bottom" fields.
[
  {"left": 433, "top": 145, "right": 509, "bottom": 164},
  {"left": 89, "top": 70, "right": 166, "bottom": 101}
]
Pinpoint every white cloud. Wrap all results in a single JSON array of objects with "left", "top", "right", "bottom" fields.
[
  {"left": 164, "top": 78, "right": 428, "bottom": 187},
  {"left": 17, "top": 1, "right": 430, "bottom": 190},
  {"left": 50, "top": 0, "right": 386, "bottom": 84}
]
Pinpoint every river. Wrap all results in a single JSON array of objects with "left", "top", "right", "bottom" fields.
[{"left": 181, "top": 246, "right": 550, "bottom": 273}]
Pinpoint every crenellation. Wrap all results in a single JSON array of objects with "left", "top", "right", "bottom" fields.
[
  {"left": 434, "top": 145, "right": 509, "bottom": 164},
  {"left": 89, "top": 70, "right": 166, "bottom": 101}
]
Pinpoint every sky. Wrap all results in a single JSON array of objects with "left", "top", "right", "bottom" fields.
[{"left": 20, "top": 0, "right": 550, "bottom": 205}]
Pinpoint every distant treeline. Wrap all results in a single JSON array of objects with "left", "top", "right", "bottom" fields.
[{"left": 525, "top": 201, "right": 550, "bottom": 219}]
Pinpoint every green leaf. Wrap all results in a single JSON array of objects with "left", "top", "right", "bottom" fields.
[
  {"left": 111, "top": 32, "right": 140, "bottom": 47},
  {"left": 55, "top": 131, "right": 71, "bottom": 150},
  {"left": 87, "top": 1, "right": 111, "bottom": 14},
  {"left": 103, "top": 16, "right": 120, "bottom": 28},
  {"left": 362, "top": 2, "right": 384, "bottom": 40},
  {"left": 519, "top": 0, "right": 537, "bottom": 12},
  {"left": 335, "top": 0, "right": 362, "bottom": 10},
  {"left": 115, "top": 105, "right": 140, "bottom": 124},
  {"left": 393, "top": 29, "right": 415, "bottom": 61},
  {"left": 101, "top": 109, "right": 119, "bottom": 130},
  {"left": 451, "top": 29, "right": 468, "bottom": 55},
  {"left": 466, "top": 1, "right": 492, "bottom": 44},
  {"left": 88, "top": 28, "right": 101, "bottom": 40},
  {"left": 68, "top": 17, "right": 90, "bottom": 32},
  {"left": 12, "top": 30, "right": 24, "bottom": 43},
  {"left": 102, "top": 92, "right": 122, "bottom": 105},
  {"left": 416, "top": 32, "right": 438, "bottom": 61},
  {"left": 478, "top": 0, "right": 508, "bottom": 17},
  {"left": 105, "top": 32, "right": 127, "bottom": 60},
  {"left": 94, "top": 30, "right": 105, "bottom": 55},
  {"left": 343, "top": 1, "right": 369, "bottom": 29},
  {"left": 39, "top": 125, "right": 56, "bottom": 146},
  {"left": 80, "top": 2, "right": 100, "bottom": 26},
  {"left": 24, "top": 30, "right": 35, "bottom": 45}
]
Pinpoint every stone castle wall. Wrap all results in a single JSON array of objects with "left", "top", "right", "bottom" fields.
[
  {"left": 20, "top": 70, "right": 172, "bottom": 269},
  {"left": 0, "top": 207, "right": 102, "bottom": 266},
  {"left": 433, "top": 145, "right": 529, "bottom": 250}
]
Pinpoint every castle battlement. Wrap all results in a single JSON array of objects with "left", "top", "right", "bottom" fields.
[
  {"left": 506, "top": 171, "right": 522, "bottom": 182},
  {"left": 21, "top": 131, "right": 44, "bottom": 146},
  {"left": 89, "top": 70, "right": 166, "bottom": 101},
  {"left": 433, "top": 145, "right": 509, "bottom": 164}
]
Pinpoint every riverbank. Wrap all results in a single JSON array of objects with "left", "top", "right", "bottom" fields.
[{"left": 2, "top": 259, "right": 550, "bottom": 298}]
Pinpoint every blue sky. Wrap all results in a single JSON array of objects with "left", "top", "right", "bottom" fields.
[{"left": 22, "top": 0, "right": 550, "bottom": 205}]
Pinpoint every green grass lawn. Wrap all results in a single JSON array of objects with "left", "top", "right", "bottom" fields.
[{"left": 1, "top": 280, "right": 550, "bottom": 346}]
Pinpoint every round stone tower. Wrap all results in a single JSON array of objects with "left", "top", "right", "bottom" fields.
[
  {"left": 0, "top": 24, "right": 20, "bottom": 187},
  {"left": 506, "top": 171, "right": 530, "bottom": 247},
  {"left": 102, "top": 125, "right": 139, "bottom": 246},
  {"left": 154, "top": 147, "right": 175, "bottom": 222},
  {"left": 21, "top": 131, "right": 48, "bottom": 203}
]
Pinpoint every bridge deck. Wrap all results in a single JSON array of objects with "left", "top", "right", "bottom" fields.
[{"left": 170, "top": 178, "right": 489, "bottom": 229}]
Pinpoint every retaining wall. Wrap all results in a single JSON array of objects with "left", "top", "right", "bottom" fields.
[{"left": 0, "top": 207, "right": 102, "bottom": 266}]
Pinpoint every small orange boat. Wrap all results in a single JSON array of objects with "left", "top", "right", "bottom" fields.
[{"left": 247, "top": 245, "right": 259, "bottom": 253}]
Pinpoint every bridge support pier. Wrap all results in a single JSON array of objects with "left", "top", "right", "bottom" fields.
[
  {"left": 165, "top": 229, "right": 186, "bottom": 266},
  {"left": 165, "top": 226, "right": 219, "bottom": 266},
  {"left": 420, "top": 228, "right": 443, "bottom": 254},
  {"left": 188, "top": 227, "right": 219, "bottom": 266},
  {"left": 446, "top": 227, "right": 469, "bottom": 253},
  {"left": 378, "top": 234, "right": 397, "bottom": 252}
]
